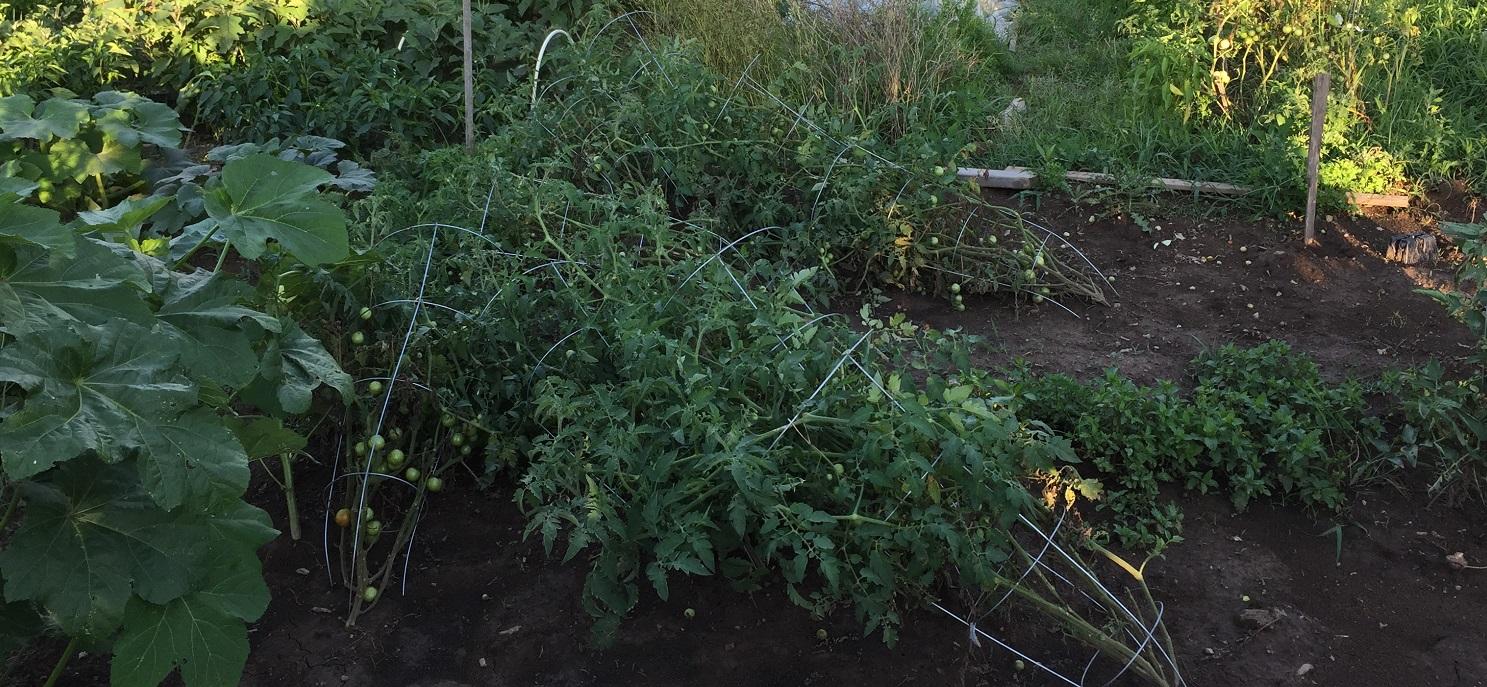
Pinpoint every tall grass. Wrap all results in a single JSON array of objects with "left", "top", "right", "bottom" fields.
[{"left": 634, "top": 0, "right": 1008, "bottom": 136}]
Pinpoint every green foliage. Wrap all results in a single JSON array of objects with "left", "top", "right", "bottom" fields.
[
  {"left": 1, "top": 90, "right": 184, "bottom": 212},
  {"left": 1389, "top": 221, "right": 1487, "bottom": 502},
  {"left": 975, "top": 0, "right": 1486, "bottom": 211},
  {"left": 1006, "top": 341, "right": 1381, "bottom": 549},
  {"left": 1, "top": 0, "right": 597, "bottom": 147},
  {"left": 366, "top": 33, "right": 1105, "bottom": 308},
  {"left": 0, "top": 152, "right": 351, "bottom": 685}
]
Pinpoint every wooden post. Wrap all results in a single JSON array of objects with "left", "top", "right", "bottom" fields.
[
  {"left": 1304, "top": 72, "right": 1330, "bottom": 247},
  {"left": 461, "top": 0, "right": 475, "bottom": 152}
]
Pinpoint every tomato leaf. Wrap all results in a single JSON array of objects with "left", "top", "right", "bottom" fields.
[{"left": 202, "top": 155, "right": 348, "bottom": 265}]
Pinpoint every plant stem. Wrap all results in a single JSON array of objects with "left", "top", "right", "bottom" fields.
[
  {"left": 0, "top": 488, "right": 19, "bottom": 531},
  {"left": 213, "top": 239, "right": 233, "bottom": 273},
  {"left": 42, "top": 636, "right": 80, "bottom": 687},
  {"left": 280, "top": 453, "right": 301, "bottom": 541},
  {"left": 171, "top": 224, "right": 222, "bottom": 269}
]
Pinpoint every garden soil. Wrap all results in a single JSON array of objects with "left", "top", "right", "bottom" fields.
[{"left": 13, "top": 191, "right": 1487, "bottom": 687}]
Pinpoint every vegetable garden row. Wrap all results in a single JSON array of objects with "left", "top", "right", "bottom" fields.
[{"left": 1, "top": 1, "right": 1484, "bottom": 685}]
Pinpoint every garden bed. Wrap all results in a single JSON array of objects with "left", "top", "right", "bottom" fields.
[{"left": 12, "top": 193, "right": 1485, "bottom": 687}]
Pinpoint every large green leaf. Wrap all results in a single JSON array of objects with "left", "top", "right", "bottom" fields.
[
  {"left": 141, "top": 408, "right": 252, "bottom": 508},
  {"left": 154, "top": 269, "right": 279, "bottom": 387},
  {"left": 0, "top": 237, "right": 151, "bottom": 334},
  {"left": 47, "top": 135, "right": 144, "bottom": 182},
  {"left": 0, "top": 321, "right": 197, "bottom": 487},
  {"left": 77, "top": 195, "right": 172, "bottom": 239},
  {"left": 0, "top": 192, "right": 72, "bottom": 258},
  {"left": 110, "top": 500, "right": 274, "bottom": 687},
  {"left": 224, "top": 415, "right": 307, "bottom": 460},
  {"left": 0, "top": 462, "right": 202, "bottom": 637},
  {"left": 111, "top": 594, "right": 249, "bottom": 687},
  {"left": 203, "top": 155, "right": 348, "bottom": 265},
  {"left": 92, "top": 92, "right": 185, "bottom": 149},
  {"left": 0, "top": 95, "right": 89, "bottom": 141},
  {"left": 248, "top": 319, "right": 353, "bottom": 414},
  {"left": 0, "top": 593, "right": 42, "bottom": 659}
]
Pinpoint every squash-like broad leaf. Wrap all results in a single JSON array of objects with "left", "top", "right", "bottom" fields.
[
  {"left": 0, "top": 462, "right": 202, "bottom": 637},
  {"left": 202, "top": 154, "right": 348, "bottom": 265},
  {"left": 154, "top": 269, "right": 279, "bottom": 388},
  {"left": 0, "top": 192, "right": 71, "bottom": 258},
  {"left": 0, "top": 237, "right": 151, "bottom": 334}
]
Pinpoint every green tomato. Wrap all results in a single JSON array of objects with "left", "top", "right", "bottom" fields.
[
  {"left": 366, "top": 520, "right": 383, "bottom": 537},
  {"left": 363, "top": 507, "right": 375, "bottom": 523},
  {"left": 927, "top": 236, "right": 939, "bottom": 246},
  {"left": 949, "top": 282, "right": 961, "bottom": 294},
  {"left": 441, "top": 414, "right": 457, "bottom": 428},
  {"left": 350, "top": 331, "right": 366, "bottom": 346},
  {"left": 684, "top": 608, "right": 696, "bottom": 619},
  {"left": 363, "top": 586, "right": 379, "bottom": 602},
  {"left": 359, "top": 306, "right": 373, "bottom": 321},
  {"left": 368, "top": 435, "right": 386, "bottom": 451},
  {"left": 1034, "top": 254, "right": 1046, "bottom": 268},
  {"left": 404, "top": 467, "right": 422, "bottom": 482},
  {"left": 425, "top": 476, "right": 444, "bottom": 493},
  {"left": 354, "top": 441, "right": 367, "bottom": 457},
  {"left": 832, "top": 463, "right": 844, "bottom": 476},
  {"left": 1023, "top": 269, "right": 1037, "bottom": 281},
  {"left": 368, "top": 380, "right": 384, "bottom": 395},
  {"left": 386, "top": 449, "right": 406, "bottom": 468},
  {"left": 460, "top": 445, "right": 472, "bottom": 456},
  {"left": 450, "top": 432, "right": 465, "bottom": 447}
]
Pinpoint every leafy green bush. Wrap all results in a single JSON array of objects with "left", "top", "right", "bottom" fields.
[
  {"left": 0, "top": 0, "right": 593, "bottom": 147},
  {"left": 1007, "top": 341, "right": 1382, "bottom": 548},
  {"left": 1, "top": 90, "right": 184, "bottom": 212},
  {"left": 1115, "top": 0, "right": 1482, "bottom": 198},
  {"left": 0, "top": 153, "right": 352, "bottom": 685}
]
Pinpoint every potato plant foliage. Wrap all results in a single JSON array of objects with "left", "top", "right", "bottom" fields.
[{"left": 0, "top": 153, "right": 351, "bottom": 684}]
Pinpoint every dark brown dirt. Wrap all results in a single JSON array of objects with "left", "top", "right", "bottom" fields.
[
  {"left": 890, "top": 191, "right": 1479, "bottom": 384},
  {"left": 12, "top": 190, "right": 1487, "bottom": 687}
]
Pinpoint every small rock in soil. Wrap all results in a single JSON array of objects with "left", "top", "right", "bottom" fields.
[
  {"left": 1296, "top": 663, "right": 1314, "bottom": 677},
  {"left": 1237, "top": 608, "right": 1285, "bottom": 629}
]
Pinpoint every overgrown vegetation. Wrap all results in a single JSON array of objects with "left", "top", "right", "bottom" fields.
[
  {"left": 2, "top": 0, "right": 1486, "bottom": 685},
  {"left": 988, "top": 0, "right": 1487, "bottom": 207}
]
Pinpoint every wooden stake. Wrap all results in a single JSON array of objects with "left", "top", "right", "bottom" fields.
[
  {"left": 462, "top": 0, "right": 475, "bottom": 152},
  {"left": 1304, "top": 72, "right": 1330, "bottom": 247}
]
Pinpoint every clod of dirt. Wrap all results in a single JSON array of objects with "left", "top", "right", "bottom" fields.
[
  {"left": 1447, "top": 551, "right": 1487, "bottom": 570},
  {"left": 1238, "top": 608, "right": 1286, "bottom": 630},
  {"left": 1297, "top": 663, "right": 1314, "bottom": 677}
]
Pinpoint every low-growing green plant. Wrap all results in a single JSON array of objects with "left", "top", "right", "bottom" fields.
[
  {"left": 1388, "top": 221, "right": 1487, "bottom": 502},
  {"left": 1006, "top": 341, "right": 1382, "bottom": 549},
  {"left": 0, "top": 152, "right": 352, "bottom": 685}
]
